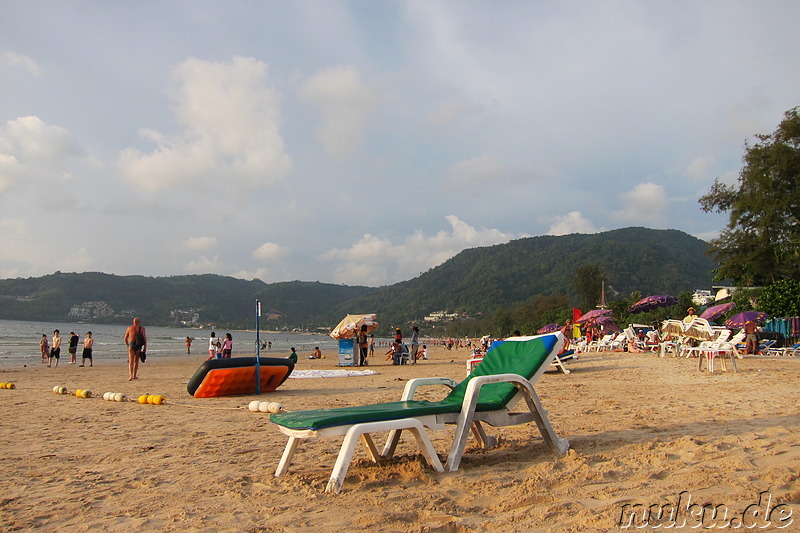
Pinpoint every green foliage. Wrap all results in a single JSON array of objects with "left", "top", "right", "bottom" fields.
[
  {"left": 573, "top": 263, "right": 606, "bottom": 310},
  {"left": 700, "top": 107, "right": 800, "bottom": 285},
  {"left": 758, "top": 279, "right": 800, "bottom": 317}
]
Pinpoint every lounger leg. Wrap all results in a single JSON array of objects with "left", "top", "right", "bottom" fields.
[
  {"left": 446, "top": 409, "right": 476, "bottom": 472},
  {"left": 470, "top": 421, "right": 497, "bottom": 449},
  {"left": 381, "top": 428, "right": 403, "bottom": 458},
  {"left": 326, "top": 424, "right": 378, "bottom": 494},
  {"left": 359, "top": 433, "right": 381, "bottom": 462},
  {"left": 275, "top": 436, "right": 301, "bottom": 477},
  {"left": 521, "top": 390, "right": 570, "bottom": 457}
]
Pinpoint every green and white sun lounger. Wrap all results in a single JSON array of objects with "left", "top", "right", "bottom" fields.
[{"left": 270, "top": 332, "right": 570, "bottom": 493}]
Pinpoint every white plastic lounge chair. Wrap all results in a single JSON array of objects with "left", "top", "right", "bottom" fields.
[
  {"left": 767, "top": 342, "right": 800, "bottom": 356},
  {"left": 270, "top": 333, "right": 569, "bottom": 494}
]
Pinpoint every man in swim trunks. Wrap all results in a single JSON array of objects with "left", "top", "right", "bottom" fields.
[
  {"left": 49, "top": 329, "right": 61, "bottom": 367},
  {"left": 123, "top": 317, "right": 146, "bottom": 380},
  {"left": 80, "top": 331, "right": 93, "bottom": 367}
]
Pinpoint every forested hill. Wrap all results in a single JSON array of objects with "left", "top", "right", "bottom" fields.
[
  {"left": 0, "top": 227, "right": 717, "bottom": 329},
  {"left": 337, "top": 227, "right": 718, "bottom": 324}
]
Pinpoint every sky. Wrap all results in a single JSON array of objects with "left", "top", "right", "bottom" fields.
[{"left": 1, "top": 1, "right": 798, "bottom": 287}]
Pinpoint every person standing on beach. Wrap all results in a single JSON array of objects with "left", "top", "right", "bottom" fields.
[
  {"left": 357, "top": 325, "right": 369, "bottom": 366},
  {"left": 221, "top": 333, "right": 233, "bottom": 358},
  {"left": 68, "top": 332, "right": 79, "bottom": 364},
  {"left": 409, "top": 326, "right": 420, "bottom": 364},
  {"left": 39, "top": 334, "right": 49, "bottom": 363},
  {"left": 48, "top": 330, "right": 61, "bottom": 367},
  {"left": 185, "top": 336, "right": 192, "bottom": 355},
  {"left": 123, "top": 317, "right": 146, "bottom": 381},
  {"left": 368, "top": 334, "right": 375, "bottom": 359},
  {"left": 80, "top": 331, "right": 93, "bottom": 367},
  {"left": 208, "top": 332, "right": 220, "bottom": 360}
]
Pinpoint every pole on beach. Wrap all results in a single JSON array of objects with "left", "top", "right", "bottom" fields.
[{"left": 255, "top": 300, "right": 262, "bottom": 395}]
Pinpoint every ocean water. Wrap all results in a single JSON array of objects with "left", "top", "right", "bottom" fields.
[{"left": 0, "top": 319, "right": 342, "bottom": 368}]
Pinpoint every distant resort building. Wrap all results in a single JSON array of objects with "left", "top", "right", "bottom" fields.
[
  {"left": 68, "top": 301, "right": 115, "bottom": 320},
  {"left": 423, "top": 311, "right": 466, "bottom": 323}
]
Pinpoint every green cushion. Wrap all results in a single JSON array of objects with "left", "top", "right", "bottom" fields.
[{"left": 270, "top": 334, "right": 557, "bottom": 431}]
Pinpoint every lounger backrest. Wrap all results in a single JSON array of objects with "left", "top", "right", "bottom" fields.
[{"left": 442, "top": 334, "right": 558, "bottom": 411}]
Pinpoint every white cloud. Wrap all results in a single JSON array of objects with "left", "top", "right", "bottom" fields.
[
  {"left": 612, "top": 182, "right": 668, "bottom": 224},
  {"left": 298, "top": 65, "right": 387, "bottom": 160},
  {"left": 685, "top": 155, "right": 715, "bottom": 181},
  {"left": 444, "top": 153, "right": 527, "bottom": 192},
  {"left": 546, "top": 211, "right": 603, "bottom": 236},
  {"left": 252, "top": 242, "right": 286, "bottom": 261},
  {"left": 3, "top": 116, "right": 85, "bottom": 165},
  {"left": 184, "top": 255, "right": 224, "bottom": 274},
  {"left": 320, "top": 215, "right": 518, "bottom": 285},
  {"left": 119, "top": 56, "right": 292, "bottom": 194},
  {"left": 231, "top": 267, "right": 271, "bottom": 282},
  {"left": 1, "top": 52, "right": 42, "bottom": 76},
  {"left": 180, "top": 236, "right": 217, "bottom": 252}
]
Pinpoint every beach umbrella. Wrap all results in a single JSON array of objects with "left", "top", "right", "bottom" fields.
[
  {"left": 725, "top": 311, "right": 769, "bottom": 329},
  {"left": 595, "top": 316, "right": 621, "bottom": 332},
  {"left": 575, "top": 309, "right": 612, "bottom": 324},
  {"left": 627, "top": 294, "right": 678, "bottom": 314},
  {"left": 329, "top": 314, "right": 379, "bottom": 340},
  {"left": 536, "top": 323, "right": 561, "bottom": 334},
  {"left": 699, "top": 302, "right": 736, "bottom": 321}
]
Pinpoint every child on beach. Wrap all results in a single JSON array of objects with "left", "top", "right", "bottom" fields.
[
  {"left": 80, "top": 332, "right": 93, "bottom": 367},
  {"left": 288, "top": 347, "right": 298, "bottom": 363},
  {"left": 39, "top": 334, "right": 49, "bottom": 363}
]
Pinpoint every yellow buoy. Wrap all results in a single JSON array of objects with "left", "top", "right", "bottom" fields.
[
  {"left": 7, "top": 383, "right": 15, "bottom": 389},
  {"left": 152, "top": 395, "right": 165, "bottom": 405},
  {"left": 75, "top": 388, "right": 84, "bottom": 397},
  {"left": 138, "top": 394, "right": 149, "bottom": 404}
]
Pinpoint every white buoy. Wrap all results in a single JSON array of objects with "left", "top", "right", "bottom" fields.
[
  {"left": 114, "top": 392, "right": 126, "bottom": 402},
  {"left": 258, "top": 401, "right": 271, "bottom": 413},
  {"left": 248, "top": 400, "right": 261, "bottom": 412},
  {"left": 268, "top": 402, "right": 283, "bottom": 413}
]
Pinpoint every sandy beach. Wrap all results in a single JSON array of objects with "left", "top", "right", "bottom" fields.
[{"left": 1, "top": 345, "right": 798, "bottom": 532}]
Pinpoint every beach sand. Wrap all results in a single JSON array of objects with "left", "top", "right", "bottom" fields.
[{"left": 1, "top": 345, "right": 798, "bottom": 532}]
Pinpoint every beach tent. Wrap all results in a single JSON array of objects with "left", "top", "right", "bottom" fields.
[{"left": 329, "top": 314, "right": 379, "bottom": 340}]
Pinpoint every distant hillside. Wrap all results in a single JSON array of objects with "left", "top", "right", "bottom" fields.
[
  {"left": 340, "top": 227, "right": 718, "bottom": 325},
  {"left": 0, "top": 228, "right": 718, "bottom": 330},
  {"left": 0, "top": 273, "right": 371, "bottom": 329}
]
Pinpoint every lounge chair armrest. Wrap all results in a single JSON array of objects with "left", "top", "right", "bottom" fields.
[
  {"left": 401, "top": 377, "right": 459, "bottom": 401},
  {"left": 461, "top": 373, "right": 533, "bottom": 410}
]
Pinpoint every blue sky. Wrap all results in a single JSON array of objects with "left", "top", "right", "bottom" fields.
[{"left": 1, "top": 1, "right": 798, "bottom": 286}]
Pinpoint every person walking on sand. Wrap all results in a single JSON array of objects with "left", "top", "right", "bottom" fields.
[
  {"left": 39, "top": 333, "right": 49, "bottom": 363},
  {"left": 48, "top": 330, "right": 62, "bottom": 367},
  {"left": 124, "top": 317, "right": 146, "bottom": 381},
  {"left": 80, "top": 331, "right": 93, "bottom": 367},
  {"left": 68, "top": 331, "right": 79, "bottom": 364}
]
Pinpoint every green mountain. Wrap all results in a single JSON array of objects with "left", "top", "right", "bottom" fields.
[
  {"left": 0, "top": 227, "right": 717, "bottom": 330},
  {"left": 345, "top": 227, "right": 718, "bottom": 325}
]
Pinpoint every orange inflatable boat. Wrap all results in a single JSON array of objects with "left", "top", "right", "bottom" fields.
[{"left": 187, "top": 357, "right": 294, "bottom": 398}]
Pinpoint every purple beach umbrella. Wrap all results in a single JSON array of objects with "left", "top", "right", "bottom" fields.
[
  {"left": 699, "top": 302, "right": 736, "bottom": 321},
  {"left": 575, "top": 309, "right": 612, "bottom": 324},
  {"left": 536, "top": 323, "right": 561, "bottom": 334},
  {"left": 725, "top": 311, "right": 769, "bottom": 329},
  {"left": 627, "top": 294, "right": 678, "bottom": 314}
]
